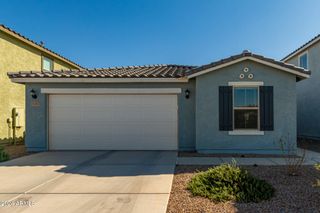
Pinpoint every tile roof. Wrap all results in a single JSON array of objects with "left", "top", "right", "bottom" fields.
[
  {"left": 187, "top": 51, "right": 310, "bottom": 77},
  {"left": 282, "top": 34, "right": 320, "bottom": 61},
  {"left": 0, "top": 24, "right": 83, "bottom": 69},
  {"left": 7, "top": 64, "right": 195, "bottom": 78},
  {"left": 7, "top": 51, "right": 310, "bottom": 80}
]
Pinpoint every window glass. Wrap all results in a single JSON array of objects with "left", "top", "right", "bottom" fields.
[
  {"left": 234, "top": 109, "right": 258, "bottom": 129},
  {"left": 233, "top": 87, "right": 259, "bottom": 130},
  {"left": 42, "top": 57, "right": 53, "bottom": 71},
  {"left": 299, "top": 53, "right": 308, "bottom": 69},
  {"left": 234, "top": 87, "right": 258, "bottom": 107}
]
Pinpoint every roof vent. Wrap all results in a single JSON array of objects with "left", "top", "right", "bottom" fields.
[{"left": 242, "top": 49, "right": 251, "bottom": 54}]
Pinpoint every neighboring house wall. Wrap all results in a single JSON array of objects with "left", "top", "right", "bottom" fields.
[
  {"left": 0, "top": 31, "right": 77, "bottom": 143},
  {"left": 286, "top": 41, "right": 320, "bottom": 139},
  {"left": 24, "top": 81, "right": 196, "bottom": 152},
  {"left": 195, "top": 61, "right": 297, "bottom": 154}
]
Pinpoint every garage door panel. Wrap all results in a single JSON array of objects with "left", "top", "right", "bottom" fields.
[
  {"left": 112, "top": 95, "right": 142, "bottom": 106},
  {"left": 49, "top": 95, "right": 82, "bottom": 107},
  {"left": 49, "top": 108, "right": 83, "bottom": 122},
  {"left": 82, "top": 95, "right": 114, "bottom": 107},
  {"left": 110, "top": 137, "right": 176, "bottom": 150},
  {"left": 111, "top": 109, "right": 143, "bottom": 122},
  {"left": 50, "top": 135, "right": 84, "bottom": 150},
  {"left": 141, "top": 95, "right": 176, "bottom": 106},
  {"left": 142, "top": 123, "right": 176, "bottom": 136},
  {"left": 142, "top": 110, "right": 177, "bottom": 122},
  {"left": 50, "top": 134, "right": 82, "bottom": 143},
  {"left": 49, "top": 94, "right": 178, "bottom": 150},
  {"left": 110, "top": 124, "right": 143, "bottom": 136},
  {"left": 52, "top": 139, "right": 108, "bottom": 150},
  {"left": 49, "top": 123, "right": 82, "bottom": 135},
  {"left": 83, "top": 125, "right": 114, "bottom": 133},
  {"left": 82, "top": 109, "right": 114, "bottom": 122}
]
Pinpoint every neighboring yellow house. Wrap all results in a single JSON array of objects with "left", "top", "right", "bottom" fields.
[{"left": 0, "top": 24, "right": 82, "bottom": 144}]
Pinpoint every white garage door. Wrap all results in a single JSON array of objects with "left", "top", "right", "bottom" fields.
[{"left": 48, "top": 94, "right": 178, "bottom": 150}]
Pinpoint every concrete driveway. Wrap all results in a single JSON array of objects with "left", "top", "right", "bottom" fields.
[{"left": 0, "top": 151, "right": 177, "bottom": 213}]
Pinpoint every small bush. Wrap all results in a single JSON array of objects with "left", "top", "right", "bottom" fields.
[
  {"left": 279, "top": 135, "right": 305, "bottom": 176},
  {"left": 187, "top": 163, "right": 275, "bottom": 203},
  {"left": 0, "top": 146, "right": 9, "bottom": 162},
  {"left": 315, "top": 164, "right": 320, "bottom": 187}
]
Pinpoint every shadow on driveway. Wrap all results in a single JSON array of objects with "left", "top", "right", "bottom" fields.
[{"left": 0, "top": 151, "right": 177, "bottom": 177}]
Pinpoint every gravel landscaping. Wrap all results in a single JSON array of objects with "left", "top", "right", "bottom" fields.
[
  {"left": 3, "top": 144, "right": 28, "bottom": 160},
  {"left": 167, "top": 165, "right": 320, "bottom": 213}
]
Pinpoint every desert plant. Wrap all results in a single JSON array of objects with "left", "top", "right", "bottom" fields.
[
  {"left": 278, "top": 134, "right": 305, "bottom": 176},
  {"left": 0, "top": 146, "right": 9, "bottom": 162},
  {"left": 315, "top": 163, "right": 320, "bottom": 188},
  {"left": 187, "top": 162, "right": 275, "bottom": 203}
]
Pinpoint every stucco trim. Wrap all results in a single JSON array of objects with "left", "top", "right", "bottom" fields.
[
  {"left": 228, "top": 81, "right": 264, "bottom": 86},
  {"left": 11, "top": 78, "right": 189, "bottom": 83},
  {"left": 187, "top": 57, "right": 310, "bottom": 79},
  {"left": 228, "top": 130, "right": 265, "bottom": 135},
  {"left": 41, "top": 88, "right": 182, "bottom": 94}
]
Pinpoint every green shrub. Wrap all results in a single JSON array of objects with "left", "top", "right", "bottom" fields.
[
  {"left": 187, "top": 163, "right": 275, "bottom": 203},
  {"left": 0, "top": 146, "right": 9, "bottom": 162},
  {"left": 315, "top": 164, "right": 320, "bottom": 187}
]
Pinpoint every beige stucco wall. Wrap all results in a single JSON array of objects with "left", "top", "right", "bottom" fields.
[{"left": 0, "top": 31, "right": 77, "bottom": 143}]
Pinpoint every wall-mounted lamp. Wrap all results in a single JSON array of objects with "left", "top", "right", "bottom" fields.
[
  {"left": 30, "top": 89, "right": 37, "bottom": 99},
  {"left": 185, "top": 89, "right": 190, "bottom": 99}
]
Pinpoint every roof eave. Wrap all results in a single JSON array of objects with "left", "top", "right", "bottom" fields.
[
  {"left": 0, "top": 25, "right": 83, "bottom": 69},
  {"left": 282, "top": 35, "right": 320, "bottom": 62},
  {"left": 9, "top": 77, "right": 189, "bottom": 84},
  {"left": 187, "top": 56, "right": 310, "bottom": 80}
]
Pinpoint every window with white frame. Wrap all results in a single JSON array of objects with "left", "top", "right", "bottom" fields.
[
  {"left": 42, "top": 57, "right": 53, "bottom": 71},
  {"left": 233, "top": 87, "right": 259, "bottom": 130},
  {"left": 299, "top": 52, "right": 308, "bottom": 70}
]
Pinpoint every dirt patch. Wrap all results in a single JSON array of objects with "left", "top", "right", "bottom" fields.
[
  {"left": 167, "top": 165, "right": 320, "bottom": 213},
  {"left": 3, "top": 144, "right": 29, "bottom": 160}
]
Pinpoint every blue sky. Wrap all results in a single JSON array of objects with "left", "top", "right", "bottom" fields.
[{"left": 1, "top": 0, "right": 320, "bottom": 68}]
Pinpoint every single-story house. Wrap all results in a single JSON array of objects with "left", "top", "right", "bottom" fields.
[{"left": 8, "top": 51, "right": 310, "bottom": 154}]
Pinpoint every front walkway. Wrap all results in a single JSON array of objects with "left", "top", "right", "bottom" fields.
[{"left": 177, "top": 149, "right": 320, "bottom": 165}]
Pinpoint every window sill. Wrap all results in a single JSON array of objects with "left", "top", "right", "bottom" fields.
[{"left": 228, "top": 130, "right": 264, "bottom": 136}]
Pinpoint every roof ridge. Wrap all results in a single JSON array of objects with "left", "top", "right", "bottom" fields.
[
  {"left": 86, "top": 64, "right": 196, "bottom": 70},
  {"left": 0, "top": 24, "right": 83, "bottom": 69}
]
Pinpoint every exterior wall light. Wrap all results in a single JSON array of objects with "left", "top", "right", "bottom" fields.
[
  {"left": 185, "top": 89, "right": 190, "bottom": 99},
  {"left": 30, "top": 89, "right": 37, "bottom": 99}
]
